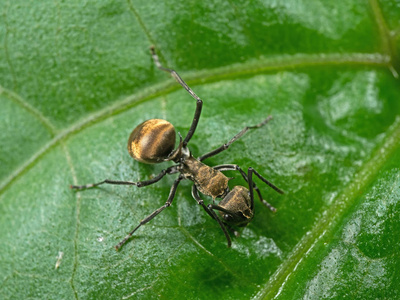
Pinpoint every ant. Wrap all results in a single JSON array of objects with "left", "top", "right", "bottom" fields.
[{"left": 71, "top": 46, "right": 284, "bottom": 251}]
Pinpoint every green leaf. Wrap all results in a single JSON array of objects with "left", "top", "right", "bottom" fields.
[{"left": 1, "top": 0, "right": 399, "bottom": 299}]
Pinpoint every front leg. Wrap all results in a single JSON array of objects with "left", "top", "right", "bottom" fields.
[
  {"left": 191, "top": 185, "right": 232, "bottom": 247},
  {"left": 115, "top": 175, "right": 183, "bottom": 251}
]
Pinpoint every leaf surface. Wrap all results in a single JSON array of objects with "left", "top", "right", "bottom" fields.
[{"left": 1, "top": 0, "right": 399, "bottom": 299}]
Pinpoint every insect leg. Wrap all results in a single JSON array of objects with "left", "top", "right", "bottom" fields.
[
  {"left": 115, "top": 176, "right": 183, "bottom": 251},
  {"left": 248, "top": 167, "right": 284, "bottom": 195},
  {"left": 70, "top": 165, "right": 179, "bottom": 190},
  {"left": 206, "top": 203, "right": 241, "bottom": 237},
  {"left": 150, "top": 46, "right": 202, "bottom": 147},
  {"left": 248, "top": 167, "right": 284, "bottom": 212},
  {"left": 198, "top": 116, "right": 272, "bottom": 162},
  {"left": 214, "top": 164, "right": 281, "bottom": 212},
  {"left": 191, "top": 185, "right": 232, "bottom": 247}
]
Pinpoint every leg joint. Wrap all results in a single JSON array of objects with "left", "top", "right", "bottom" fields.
[{"left": 136, "top": 182, "right": 144, "bottom": 188}]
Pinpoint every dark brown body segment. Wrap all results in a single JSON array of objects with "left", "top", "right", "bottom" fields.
[
  {"left": 127, "top": 119, "right": 176, "bottom": 164},
  {"left": 182, "top": 157, "right": 229, "bottom": 199},
  {"left": 219, "top": 186, "right": 253, "bottom": 226}
]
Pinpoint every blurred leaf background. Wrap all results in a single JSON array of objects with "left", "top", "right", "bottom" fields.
[{"left": 1, "top": 0, "right": 399, "bottom": 299}]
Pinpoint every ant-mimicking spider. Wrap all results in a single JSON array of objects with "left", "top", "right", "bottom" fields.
[{"left": 71, "top": 46, "right": 284, "bottom": 250}]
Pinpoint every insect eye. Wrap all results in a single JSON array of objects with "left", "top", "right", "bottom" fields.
[{"left": 224, "top": 214, "right": 232, "bottom": 221}]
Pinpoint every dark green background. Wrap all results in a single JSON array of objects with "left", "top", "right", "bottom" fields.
[{"left": 1, "top": 0, "right": 399, "bottom": 299}]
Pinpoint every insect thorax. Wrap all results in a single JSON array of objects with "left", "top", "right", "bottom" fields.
[{"left": 181, "top": 157, "right": 229, "bottom": 199}]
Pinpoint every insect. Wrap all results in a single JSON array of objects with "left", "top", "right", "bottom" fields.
[{"left": 71, "top": 46, "right": 284, "bottom": 250}]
